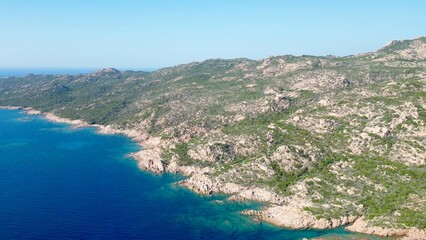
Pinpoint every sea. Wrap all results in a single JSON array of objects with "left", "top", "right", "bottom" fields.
[{"left": 0, "top": 97, "right": 381, "bottom": 239}]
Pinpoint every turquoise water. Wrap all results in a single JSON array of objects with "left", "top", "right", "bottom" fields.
[{"left": 0, "top": 109, "right": 374, "bottom": 239}]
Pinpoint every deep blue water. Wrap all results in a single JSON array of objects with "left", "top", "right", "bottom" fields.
[{"left": 0, "top": 110, "right": 376, "bottom": 240}]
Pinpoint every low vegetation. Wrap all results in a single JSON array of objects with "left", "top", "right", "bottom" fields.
[{"left": 1, "top": 38, "right": 425, "bottom": 230}]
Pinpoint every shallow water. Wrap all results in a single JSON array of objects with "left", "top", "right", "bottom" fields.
[{"left": 0, "top": 109, "right": 379, "bottom": 239}]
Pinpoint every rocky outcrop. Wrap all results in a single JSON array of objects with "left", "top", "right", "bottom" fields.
[
  {"left": 208, "top": 142, "right": 236, "bottom": 162},
  {"left": 132, "top": 149, "right": 164, "bottom": 174},
  {"left": 44, "top": 112, "right": 88, "bottom": 128},
  {"left": 179, "top": 172, "right": 216, "bottom": 194},
  {"left": 24, "top": 107, "right": 42, "bottom": 115},
  {"left": 270, "top": 94, "right": 292, "bottom": 112},
  {"left": 96, "top": 124, "right": 145, "bottom": 141},
  {"left": 261, "top": 205, "right": 357, "bottom": 230},
  {"left": 91, "top": 68, "right": 121, "bottom": 77},
  {"left": 73, "top": 68, "right": 122, "bottom": 83},
  {"left": 346, "top": 217, "right": 426, "bottom": 239}
]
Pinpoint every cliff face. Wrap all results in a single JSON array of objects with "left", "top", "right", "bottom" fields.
[{"left": 1, "top": 37, "right": 425, "bottom": 239}]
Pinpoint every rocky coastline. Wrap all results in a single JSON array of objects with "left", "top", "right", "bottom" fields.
[{"left": 2, "top": 105, "right": 424, "bottom": 240}]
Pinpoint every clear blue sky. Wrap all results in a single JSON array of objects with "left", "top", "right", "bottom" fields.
[{"left": 0, "top": 0, "right": 425, "bottom": 69}]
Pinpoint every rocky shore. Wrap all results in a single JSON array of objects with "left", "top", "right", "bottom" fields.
[
  {"left": 346, "top": 217, "right": 426, "bottom": 240},
  {"left": 4, "top": 106, "right": 424, "bottom": 240}
]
